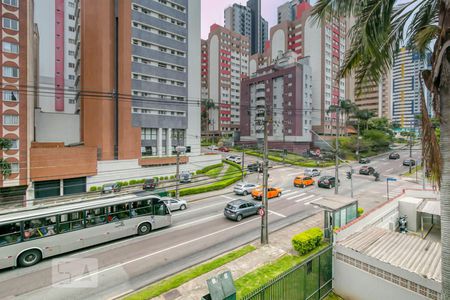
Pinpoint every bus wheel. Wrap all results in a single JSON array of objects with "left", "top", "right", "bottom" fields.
[
  {"left": 138, "top": 222, "right": 152, "bottom": 235},
  {"left": 18, "top": 249, "right": 42, "bottom": 267}
]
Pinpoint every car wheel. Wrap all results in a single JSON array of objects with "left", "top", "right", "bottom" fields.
[
  {"left": 243, "top": 191, "right": 248, "bottom": 196},
  {"left": 236, "top": 214, "right": 243, "bottom": 222},
  {"left": 300, "top": 184, "right": 305, "bottom": 188},
  {"left": 278, "top": 192, "right": 281, "bottom": 197},
  {"left": 137, "top": 222, "right": 152, "bottom": 235},
  {"left": 180, "top": 204, "right": 187, "bottom": 211},
  {"left": 18, "top": 249, "right": 42, "bottom": 267}
]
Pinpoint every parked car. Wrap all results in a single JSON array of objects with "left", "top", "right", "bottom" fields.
[
  {"left": 101, "top": 183, "right": 121, "bottom": 194},
  {"left": 359, "top": 166, "right": 375, "bottom": 175},
  {"left": 317, "top": 176, "right": 340, "bottom": 189},
  {"left": 403, "top": 159, "right": 416, "bottom": 166},
  {"left": 226, "top": 155, "right": 242, "bottom": 164},
  {"left": 234, "top": 182, "right": 258, "bottom": 195},
  {"left": 162, "top": 197, "right": 187, "bottom": 211},
  {"left": 247, "top": 161, "right": 262, "bottom": 173},
  {"left": 224, "top": 199, "right": 262, "bottom": 222},
  {"left": 389, "top": 152, "right": 400, "bottom": 160},
  {"left": 251, "top": 186, "right": 282, "bottom": 200},
  {"left": 143, "top": 178, "right": 157, "bottom": 191},
  {"left": 180, "top": 171, "right": 192, "bottom": 183},
  {"left": 293, "top": 175, "right": 315, "bottom": 188},
  {"left": 359, "top": 158, "right": 371, "bottom": 164},
  {"left": 304, "top": 168, "right": 321, "bottom": 177},
  {"left": 219, "top": 146, "right": 230, "bottom": 152},
  {"left": 208, "top": 145, "right": 218, "bottom": 151}
]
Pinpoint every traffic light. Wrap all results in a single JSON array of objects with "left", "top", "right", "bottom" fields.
[{"left": 346, "top": 171, "right": 352, "bottom": 179}]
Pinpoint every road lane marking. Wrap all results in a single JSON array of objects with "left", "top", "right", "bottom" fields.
[
  {"left": 305, "top": 197, "right": 323, "bottom": 205},
  {"left": 222, "top": 195, "right": 237, "bottom": 200},
  {"left": 174, "top": 202, "right": 227, "bottom": 216},
  {"left": 283, "top": 189, "right": 291, "bottom": 193},
  {"left": 287, "top": 193, "right": 306, "bottom": 200},
  {"left": 282, "top": 191, "right": 298, "bottom": 197},
  {"left": 385, "top": 168, "right": 394, "bottom": 173},
  {"left": 268, "top": 210, "right": 286, "bottom": 218},
  {"left": 171, "top": 214, "right": 223, "bottom": 229},
  {"left": 287, "top": 172, "right": 301, "bottom": 176},
  {"left": 73, "top": 217, "right": 259, "bottom": 282},
  {"left": 295, "top": 195, "right": 315, "bottom": 203}
]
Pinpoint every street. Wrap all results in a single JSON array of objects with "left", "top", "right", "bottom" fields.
[{"left": 0, "top": 148, "right": 425, "bottom": 300}]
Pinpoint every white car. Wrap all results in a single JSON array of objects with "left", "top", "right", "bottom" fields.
[
  {"left": 162, "top": 197, "right": 188, "bottom": 211},
  {"left": 208, "top": 145, "right": 218, "bottom": 150},
  {"left": 233, "top": 182, "right": 258, "bottom": 195},
  {"left": 304, "top": 168, "right": 321, "bottom": 177},
  {"left": 226, "top": 155, "right": 242, "bottom": 164}
]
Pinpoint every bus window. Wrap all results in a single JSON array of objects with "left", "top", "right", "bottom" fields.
[
  {"left": 58, "top": 212, "right": 84, "bottom": 233},
  {"left": 23, "top": 216, "right": 57, "bottom": 240},
  {"left": 108, "top": 204, "right": 130, "bottom": 222},
  {"left": 154, "top": 201, "right": 167, "bottom": 216},
  {"left": 133, "top": 200, "right": 152, "bottom": 216},
  {"left": 85, "top": 207, "right": 107, "bottom": 227},
  {"left": 0, "top": 222, "right": 21, "bottom": 246}
]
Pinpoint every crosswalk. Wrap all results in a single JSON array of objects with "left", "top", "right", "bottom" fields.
[
  {"left": 279, "top": 189, "right": 323, "bottom": 205},
  {"left": 384, "top": 187, "right": 404, "bottom": 199}
]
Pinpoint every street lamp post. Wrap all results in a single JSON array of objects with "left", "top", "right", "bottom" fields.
[{"left": 175, "top": 146, "right": 186, "bottom": 199}]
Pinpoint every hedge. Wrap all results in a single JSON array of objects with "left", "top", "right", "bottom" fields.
[
  {"left": 291, "top": 227, "right": 323, "bottom": 256},
  {"left": 196, "top": 163, "right": 224, "bottom": 175},
  {"left": 244, "top": 150, "right": 335, "bottom": 167}
]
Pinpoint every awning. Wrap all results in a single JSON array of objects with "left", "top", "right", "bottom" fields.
[{"left": 417, "top": 199, "right": 441, "bottom": 216}]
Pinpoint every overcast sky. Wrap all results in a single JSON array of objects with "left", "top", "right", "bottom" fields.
[{"left": 201, "top": 0, "right": 290, "bottom": 39}]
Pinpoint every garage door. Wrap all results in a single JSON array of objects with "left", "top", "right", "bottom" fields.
[
  {"left": 34, "top": 180, "right": 60, "bottom": 199},
  {"left": 63, "top": 177, "right": 86, "bottom": 195}
]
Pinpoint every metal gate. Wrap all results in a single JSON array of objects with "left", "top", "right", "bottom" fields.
[
  {"left": 34, "top": 180, "right": 60, "bottom": 199},
  {"left": 63, "top": 177, "right": 86, "bottom": 195}
]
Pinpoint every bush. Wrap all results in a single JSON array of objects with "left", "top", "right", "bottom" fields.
[
  {"left": 89, "top": 186, "right": 98, "bottom": 192},
  {"left": 97, "top": 186, "right": 103, "bottom": 191},
  {"left": 159, "top": 176, "right": 164, "bottom": 181},
  {"left": 164, "top": 176, "right": 169, "bottom": 180},
  {"left": 291, "top": 228, "right": 323, "bottom": 256},
  {"left": 196, "top": 163, "right": 224, "bottom": 175},
  {"left": 170, "top": 175, "right": 175, "bottom": 180},
  {"left": 357, "top": 207, "right": 364, "bottom": 216},
  {"left": 129, "top": 180, "right": 137, "bottom": 185},
  {"left": 121, "top": 181, "right": 129, "bottom": 187},
  {"left": 224, "top": 159, "right": 242, "bottom": 170}
]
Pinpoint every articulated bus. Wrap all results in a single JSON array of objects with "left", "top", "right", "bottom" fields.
[{"left": 0, "top": 194, "right": 172, "bottom": 269}]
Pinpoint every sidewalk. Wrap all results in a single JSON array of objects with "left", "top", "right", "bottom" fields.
[{"left": 150, "top": 212, "right": 323, "bottom": 300}]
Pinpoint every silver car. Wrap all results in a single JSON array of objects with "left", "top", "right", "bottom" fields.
[
  {"left": 304, "top": 168, "right": 321, "bottom": 177},
  {"left": 224, "top": 199, "right": 262, "bottom": 222},
  {"left": 162, "top": 197, "right": 188, "bottom": 211},
  {"left": 233, "top": 182, "right": 258, "bottom": 195}
]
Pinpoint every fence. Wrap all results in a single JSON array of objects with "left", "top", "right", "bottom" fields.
[{"left": 241, "top": 245, "right": 333, "bottom": 300}]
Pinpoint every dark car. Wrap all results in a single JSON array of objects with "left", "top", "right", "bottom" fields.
[
  {"left": 403, "top": 159, "right": 416, "bottom": 166},
  {"left": 143, "top": 178, "right": 157, "bottom": 191},
  {"left": 359, "top": 166, "right": 375, "bottom": 175},
  {"left": 359, "top": 158, "right": 371, "bottom": 164},
  {"left": 224, "top": 199, "right": 262, "bottom": 222},
  {"left": 317, "top": 176, "right": 340, "bottom": 189},
  {"left": 247, "top": 162, "right": 262, "bottom": 173},
  {"left": 219, "top": 146, "right": 230, "bottom": 152},
  {"left": 389, "top": 153, "right": 400, "bottom": 160},
  {"left": 101, "top": 183, "right": 121, "bottom": 194}
]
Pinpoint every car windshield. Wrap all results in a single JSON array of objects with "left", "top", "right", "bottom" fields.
[{"left": 226, "top": 204, "right": 237, "bottom": 210}]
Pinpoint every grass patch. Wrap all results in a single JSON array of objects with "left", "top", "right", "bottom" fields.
[
  {"left": 204, "top": 165, "right": 224, "bottom": 178},
  {"left": 324, "top": 292, "right": 344, "bottom": 300},
  {"left": 235, "top": 243, "right": 329, "bottom": 299},
  {"left": 403, "top": 165, "right": 423, "bottom": 177},
  {"left": 125, "top": 245, "right": 256, "bottom": 300},
  {"left": 243, "top": 150, "right": 335, "bottom": 168}
]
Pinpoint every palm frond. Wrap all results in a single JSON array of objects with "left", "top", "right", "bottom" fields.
[
  {"left": 407, "top": 0, "right": 439, "bottom": 55},
  {"left": 311, "top": 0, "right": 361, "bottom": 23}
]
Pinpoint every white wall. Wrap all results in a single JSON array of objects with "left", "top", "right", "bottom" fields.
[
  {"left": 208, "top": 34, "right": 220, "bottom": 131},
  {"left": 34, "top": 108, "right": 80, "bottom": 145},
  {"left": 304, "top": 17, "right": 322, "bottom": 127},
  {"left": 187, "top": 0, "right": 201, "bottom": 155},
  {"left": 271, "top": 29, "right": 286, "bottom": 61}
]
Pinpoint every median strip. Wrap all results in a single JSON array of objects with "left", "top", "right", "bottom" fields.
[{"left": 123, "top": 245, "right": 257, "bottom": 300}]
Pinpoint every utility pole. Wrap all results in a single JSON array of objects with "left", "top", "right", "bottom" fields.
[
  {"left": 409, "top": 120, "right": 414, "bottom": 174},
  {"left": 261, "top": 111, "right": 269, "bottom": 245},
  {"left": 282, "top": 121, "right": 286, "bottom": 164},
  {"left": 175, "top": 132, "right": 184, "bottom": 199},
  {"left": 335, "top": 106, "right": 340, "bottom": 195},
  {"left": 356, "top": 121, "right": 361, "bottom": 162},
  {"left": 241, "top": 145, "right": 245, "bottom": 182}
]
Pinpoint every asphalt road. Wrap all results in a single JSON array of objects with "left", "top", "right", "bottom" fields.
[{"left": 0, "top": 147, "right": 425, "bottom": 299}]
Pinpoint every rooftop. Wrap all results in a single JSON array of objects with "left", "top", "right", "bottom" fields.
[{"left": 339, "top": 227, "right": 441, "bottom": 282}]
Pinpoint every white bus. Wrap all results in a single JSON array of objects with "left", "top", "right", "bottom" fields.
[{"left": 0, "top": 194, "right": 172, "bottom": 269}]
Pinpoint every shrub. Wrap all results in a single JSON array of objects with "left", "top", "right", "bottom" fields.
[
  {"left": 170, "top": 175, "right": 175, "bottom": 180},
  {"left": 89, "top": 186, "right": 98, "bottom": 192},
  {"left": 97, "top": 186, "right": 103, "bottom": 191},
  {"left": 159, "top": 176, "right": 164, "bottom": 181},
  {"left": 121, "top": 181, "right": 129, "bottom": 187},
  {"left": 224, "top": 159, "right": 242, "bottom": 170},
  {"left": 357, "top": 207, "right": 364, "bottom": 216},
  {"left": 129, "top": 180, "right": 137, "bottom": 185},
  {"left": 291, "top": 228, "right": 323, "bottom": 256},
  {"left": 196, "top": 163, "right": 224, "bottom": 175},
  {"left": 164, "top": 176, "right": 169, "bottom": 180}
]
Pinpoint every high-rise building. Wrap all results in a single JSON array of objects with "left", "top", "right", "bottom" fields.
[
  {"left": 224, "top": 0, "right": 267, "bottom": 54},
  {"left": 277, "top": 0, "right": 309, "bottom": 23},
  {"left": 392, "top": 47, "right": 429, "bottom": 128},
  {"left": 240, "top": 52, "right": 312, "bottom": 153},
  {"left": 352, "top": 75, "right": 392, "bottom": 119},
  {"left": 204, "top": 24, "right": 250, "bottom": 135},
  {"left": 0, "top": 0, "right": 38, "bottom": 199}
]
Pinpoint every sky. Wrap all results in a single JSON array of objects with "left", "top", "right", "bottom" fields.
[{"left": 201, "top": 0, "right": 289, "bottom": 39}]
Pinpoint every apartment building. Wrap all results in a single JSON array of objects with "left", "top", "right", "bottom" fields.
[
  {"left": 224, "top": 0, "right": 267, "bottom": 55},
  {"left": 205, "top": 24, "right": 250, "bottom": 135},
  {"left": 353, "top": 74, "right": 392, "bottom": 119},
  {"left": 0, "top": 0, "right": 38, "bottom": 200},
  {"left": 240, "top": 52, "right": 313, "bottom": 153},
  {"left": 392, "top": 48, "right": 430, "bottom": 128},
  {"left": 277, "top": 0, "right": 309, "bottom": 24}
]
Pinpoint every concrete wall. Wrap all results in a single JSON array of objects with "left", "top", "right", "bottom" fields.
[{"left": 34, "top": 108, "right": 80, "bottom": 145}]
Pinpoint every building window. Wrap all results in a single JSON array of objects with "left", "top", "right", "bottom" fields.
[
  {"left": 69, "top": 39, "right": 75, "bottom": 44},
  {"left": 2, "top": 66, "right": 19, "bottom": 78},
  {"left": 68, "top": 75, "right": 75, "bottom": 80},
  {"left": 9, "top": 139, "right": 18, "bottom": 149},
  {"left": 10, "top": 163, "right": 19, "bottom": 173},
  {"left": 141, "top": 128, "right": 157, "bottom": 141},
  {"left": 2, "top": 0, "right": 18, "bottom": 7},
  {"left": 3, "top": 18, "right": 19, "bottom": 31},
  {"left": 68, "top": 1, "right": 74, "bottom": 8},
  {"left": 3, "top": 114, "right": 19, "bottom": 125},
  {"left": 69, "top": 14, "right": 75, "bottom": 20},
  {"left": 68, "top": 26, "right": 75, "bottom": 32},
  {"left": 68, "top": 63, "right": 75, "bottom": 68},
  {"left": 3, "top": 90, "right": 19, "bottom": 101},
  {"left": 2, "top": 41, "right": 19, "bottom": 54}
]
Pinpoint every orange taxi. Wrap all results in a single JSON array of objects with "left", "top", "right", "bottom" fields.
[
  {"left": 251, "top": 186, "right": 282, "bottom": 200},
  {"left": 293, "top": 175, "right": 315, "bottom": 188}
]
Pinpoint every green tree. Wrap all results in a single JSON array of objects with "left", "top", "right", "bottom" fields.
[
  {"left": 0, "top": 138, "right": 12, "bottom": 178},
  {"left": 367, "top": 117, "right": 391, "bottom": 133},
  {"left": 201, "top": 98, "right": 216, "bottom": 133},
  {"left": 313, "top": 0, "right": 450, "bottom": 296},
  {"left": 354, "top": 109, "right": 374, "bottom": 131}
]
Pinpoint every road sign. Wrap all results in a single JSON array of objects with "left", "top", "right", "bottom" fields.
[
  {"left": 258, "top": 208, "right": 265, "bottom": 216},
  {"left": 387, "top": 177, "right": 397, "bottom": 182}
]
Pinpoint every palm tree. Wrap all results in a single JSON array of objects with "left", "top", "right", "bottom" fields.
[
  {"left": 313, "top": 0, "right": 449, "bottom": 297},
  {"left": 201, "top": 98, "right": 216, "bottom": 133},
  {"left": 354, "top": 109, "right": 374, "bottom": 131}
]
